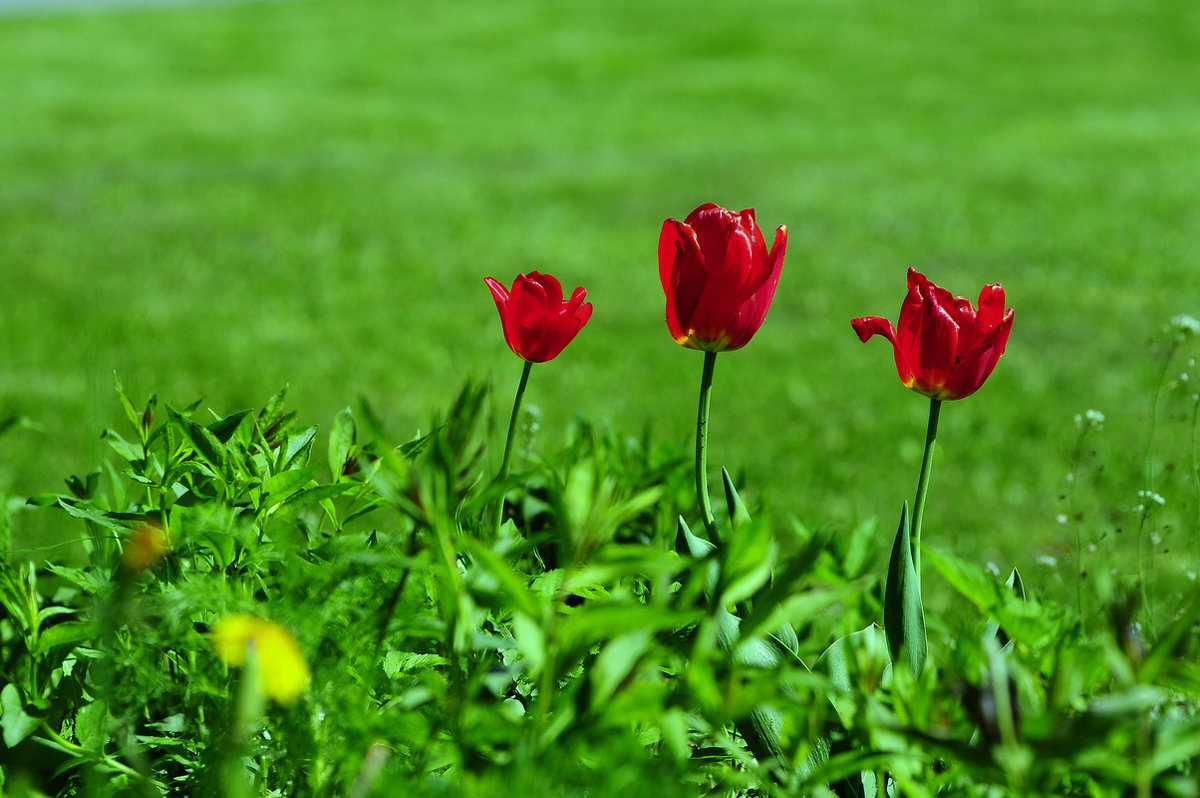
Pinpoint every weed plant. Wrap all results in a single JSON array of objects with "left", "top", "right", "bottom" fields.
[{"left": 1, "top": 369, "right": 1199, "bottom": 796}]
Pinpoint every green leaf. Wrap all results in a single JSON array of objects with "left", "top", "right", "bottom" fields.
[
  {"left": 280, "top": 482, "right": 359, "bottom": 509},
  {"left": 675, "top": 516, "right": 714, "bottom": 559},
  {"left": 35, "top": 621, "right": 99, "bottom": 655},
  {"left": 589, "top": 630, "right": 651, "bottom": 709},
  {"left": 206, "top": 409, "right": 251, "bottom": 443},
  {"left": 461, "top": 539, "right": 540, "bottom": 620},
  {"left": 328, "top": 407, "right": 356, "bottom": 480},
  {"left": 1, "top": 683, "right": 42, "bottom": 748},
  {"left": 58, "top": 499, "right": 129, "bottom": 532},
  {"left": 257, "top": 385, "right": 290, "bottom": 430},
  {"left": 261, "top": 465, "right": 320, "bottom": 503},
  {"left": 718, "top": 515, "right": 774, "bottom": 608},
  {"left": 842, "top": 517, "right": 880, "bottom": 580},
  {"left": 816, "top": 624, "right": 891, "bottom": 727},
  {"left": 721, "top": 468, "right": 751, "bottom": 529},
  {"left": 511, "top": 611, "right": 546, "bottom": 675},
  {"left": 166, "top": 406, "right": 226, "bottom": 473},
  {"left": 101, "top": 429, "right": 144, "bottom": 464},
  {"left": 883, "top": 502, "right": 926, "bottom": 676},
  {"left": 283, "top": 427, "right": 317, "bottom": 469},
  {"left": 381, "top": 651, "right": 449, "bottom": 678},
  {"left": 75, "top": 700, "right": 109, "bottom": 749},
  {"left": 924, "top": 546, "right": 1066, "bottom": 649}
]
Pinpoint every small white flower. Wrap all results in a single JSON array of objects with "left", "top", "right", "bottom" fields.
[
  {"left": 1137, "top": 490, "right": 1165, "bottom": 506},
  {"left": 1037, "top": 555, "right": 1058, "bottom": 568},
  {"left": 985, "top": 561, "right": 1001, "bottom": 576},
  {"left": 1168, "top": 314, "right": 1200, "bottom": 337},
  {"left": 1055, "top": 514, "right": 1069, "bottom": 525}
]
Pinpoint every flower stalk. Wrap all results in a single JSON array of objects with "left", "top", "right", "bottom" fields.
[
  {"left": 495, "top": 359, "right": 533, "bottom": 534},
  {"left": 911, "top": 397, "right": 942, "bottom": 575},
  {"left": 694, "top": 351, "right": 720, "bottom": 546}
]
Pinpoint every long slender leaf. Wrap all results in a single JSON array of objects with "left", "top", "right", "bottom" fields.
[{"left": 883, "top": 502, "right": 926, "bottom": 675}]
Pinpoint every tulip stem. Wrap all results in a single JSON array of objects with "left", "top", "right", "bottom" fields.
[
  {"left": 695, "top": 350, "right": 721, "bottom": 547},
  {"left": 496, "top": 360, "right": 533, "bottom": 535},
  {"left": 912, "top": 397, "right": 942, "bottom": 576}
]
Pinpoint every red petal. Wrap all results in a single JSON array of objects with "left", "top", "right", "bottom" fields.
[
  {"left": 484, "top": 276, "right": 518, "bottom": 354},
  {"left": 900, "top": 275, "right": 959, "bottom": 395},
  {"left": 516, "top": 311, "right": 583, "bottom": 362},
  {"left": 659, "top": 218, "right": 708, "bottom": 344},
  {"left": 851, "top": 315, "right": 897, "bottom": 345},
  {"left": 940, "top": 309, "right": 1013, "bottom": 399},
  {"left": 724, "top": 224, "right": 786, "bottom": 350},
  {"left": 687, "top": 222, "right": 755, "bottom": 345}
]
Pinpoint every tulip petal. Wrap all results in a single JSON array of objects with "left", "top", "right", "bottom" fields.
[
  {"left": 851, "top": 315, "right": 898, "bottom": 345},
  {"left": 725, "top": 224, "right": 787, "bottom": 350},
  {"left": 687, "top": 223, "right": 756, "bottom": 345},
  {"left": 976, "top": 283, "right": 1007, "bottom": 330},
  {"left": 517, "top": 311, "right": 583, "bottom": 362},
  {"left": 897, "top": 273, "right": 959, "bottom": 395},
  {"left": 852, "top": 315, "right": 917, "bottom": 388},
  {"left": 659, "top": 218, "right": 707, "bottom": 344},
  {"left": 940, "top": 309, "right": 1013, "bottom": 399}
]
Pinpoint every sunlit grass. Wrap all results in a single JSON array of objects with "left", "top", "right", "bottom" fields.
[{"left": 1, "top": 0, "right": 1199, "bottom": 583}]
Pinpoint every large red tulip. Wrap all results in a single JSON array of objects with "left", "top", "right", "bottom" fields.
[
  {"left": 484, "top": 271, "right": 592, "bottom": 363},
  {"left": 658, "top": 202, "right": 787, "bottom": 351},
  {"left": 852, "top": 268, "right": 1013, "bottom": 400}
]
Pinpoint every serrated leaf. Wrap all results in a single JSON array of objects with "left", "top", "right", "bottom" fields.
[
  {"left": 75, "top": 701, "right": 108, "bottom": 749},
  {"left": 883, "top": 502, "right": 926, "bottom": 676},
  {"left": 58, "top": 499, "right": 128, "bottom": 532},
  {"left": 382, "top": 651, "right": 449, "bottom": 678}
]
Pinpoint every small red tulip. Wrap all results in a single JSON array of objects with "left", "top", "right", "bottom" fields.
[
  {"left": 658, "top": 202, "right": 787, "bottom": 351},
  {"left": 484, "top": 271, "right": 593, "bottom": 363},
  {"left": 852, "top": 268, "right": 1014, "bottom": 400}
]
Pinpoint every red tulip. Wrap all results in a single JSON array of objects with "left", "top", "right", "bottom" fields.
[
  {"left": 852, "top": 268, "right": 1014, "bottom": 400},
  {"left": 658, "top": 202, "right": 787, "bottom": 351},
  {"left": 484, "top": 271, "right": 593, "bottom": 363}
]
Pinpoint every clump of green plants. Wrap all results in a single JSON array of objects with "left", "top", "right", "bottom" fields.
[{"left": 3, "top": 204, "right": 1200, "bottom": 797}]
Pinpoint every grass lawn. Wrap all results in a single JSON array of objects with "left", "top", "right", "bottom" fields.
[{"left": 2, "top": 0, "right": 1200, "bottom": 591}]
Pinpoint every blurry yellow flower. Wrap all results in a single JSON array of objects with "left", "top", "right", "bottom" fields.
[
  {"left": 121, "top": 522, "right": 172, "bottom": 572},
  {"left": 211, "top": 614, "right": 310, "bottom": 705}
]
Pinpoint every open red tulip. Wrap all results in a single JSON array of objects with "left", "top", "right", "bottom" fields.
[
  {"left": 852, "top": 268, "right": 1013, "bottom": 400},
  {"left": 658, "top": 202, "right": 787, "bottom": 352},
  {"left": 484, "top": 271, "right": 592, "bottom": 363}
]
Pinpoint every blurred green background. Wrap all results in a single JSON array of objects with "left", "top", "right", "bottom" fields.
[{"left": 2, "top": 0, "right": 1199, "bottom": 584}]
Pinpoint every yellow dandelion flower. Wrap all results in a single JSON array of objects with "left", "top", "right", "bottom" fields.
[
  {"left": 121, "top": 522, "right": 172, "bottom": 572},
  {"left": 211, "top": 614, "right": 310, "bottom": 705}
]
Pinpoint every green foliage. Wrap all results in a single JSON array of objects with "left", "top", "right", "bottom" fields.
[{"left": 2, "top": 383, "right": 1199, "bottom": 796}]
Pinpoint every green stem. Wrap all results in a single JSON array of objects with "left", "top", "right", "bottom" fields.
[
  {"left": 495, "top": 360, "right": 533, "bottom": 535},
  {"left": 911, "top": 397, "right": 942, "bottom": 576},
  {"left": 695, "top": 351, "right": 720, "bottom": 546}
]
